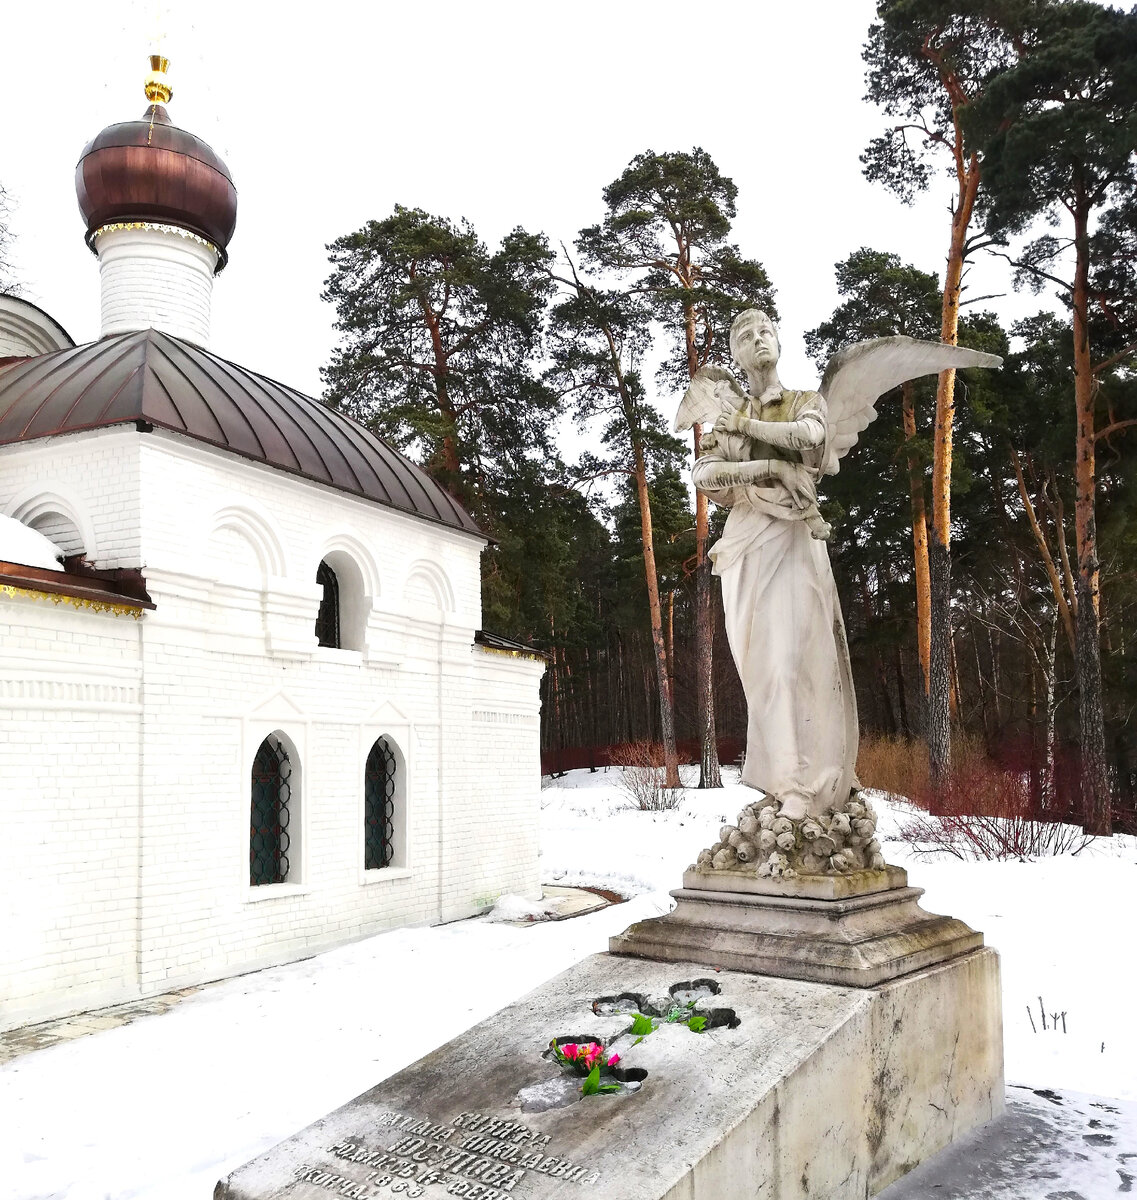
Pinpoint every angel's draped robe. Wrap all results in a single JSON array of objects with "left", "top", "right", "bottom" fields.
[{"left": 693, "top": 388, "right": 859, "bottom": 818}]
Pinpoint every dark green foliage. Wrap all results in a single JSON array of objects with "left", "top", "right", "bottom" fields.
[
  {"left": 804, "top": 248, "right": 942, "bottom": 595},
  {"left": 1091, "top": 191, "right": 1137, "bottom": 358},
  {"left": 546, "top": 283, "right": 685, "bottom": 482},
  {"left": 862, "top": 0, "right": 1037, "bottom": 201},
  {"left": 321, "top": 206, "right": 557, "bottom": 510},
  {"left": 480, "top": 461, "right": 612, "bottom": 648},
  {"left": 610, "top": 468, "right": 695, "bottom": 622},
  {"left": 964, "top": 2, "right": 1137, "bottom": 241},
  {"left": 805, "top": 249, "right": 942, "bottom": 358},
  {"left": 577, "top": 148, "right": 776, "bottom": 395}
]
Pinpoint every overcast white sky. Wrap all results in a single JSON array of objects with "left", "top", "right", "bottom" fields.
[{"left": 2, "top": 0, "right": 1050, "bottom": 408}]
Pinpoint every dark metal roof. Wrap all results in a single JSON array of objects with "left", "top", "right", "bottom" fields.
[
  {"left": 76, "top": 105, "right": 238, "bottom": 265},
  {"left": 0, "top": 328, "right": 483, "bottom": 539}
]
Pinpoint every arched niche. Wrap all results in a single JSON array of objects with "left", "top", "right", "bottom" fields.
[
  {"left": 403, "top": 560, "right": 455, "bottom": 615},
  {"left": 207, "top": 505, "right": 287, "bottom": 585},
  {"left": 6, "top": 487, "right": 96, "bottom": 560}
]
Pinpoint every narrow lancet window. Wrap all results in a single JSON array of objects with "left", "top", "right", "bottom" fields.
[
  {"left": 364, "top": 738, "right": 396, "bottom": 869},
  {"left": 251, "top": 737, "right": 292, "bottom": 885}
]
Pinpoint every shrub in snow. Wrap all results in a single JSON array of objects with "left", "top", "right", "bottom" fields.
[
  {"left": 610, "top": 741, "right": 680, "bottom": 812},
  {"left": 896, "top": 755, "right": 1096, "bottom": 860},
  {"left": 860, "top": 733, "right": 1100, "bottom": 860}
]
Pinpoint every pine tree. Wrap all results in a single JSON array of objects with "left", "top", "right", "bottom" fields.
[
  {"left": 965, "top": 0, "right": 1137, "bottom": 833},
  {"left": 806, "top": 249, "right": 942, "bottom": 708},
  {"left": 863, "top": 0, "right": 1032, "bottom": 781},
  {"left": 545, "top": 257, "right": 688, "bottom": 786},
  {"left": 322, "top": 206, "right": 557, "bottom": 516},
  {"left": 578, "top": 149, "right": 775, "bottom": 788}
]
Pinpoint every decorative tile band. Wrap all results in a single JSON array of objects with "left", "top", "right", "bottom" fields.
[
  {"left": 92, "top": 221, "right": 221, "bottom": 256},
  {"left": 0, "top": 584, "right": 145, "bottom": 619},
  {"left": 0, "top": 676, "right": 140, "bottom": 706},
  {"left": 472, "top": 711, "right": 539, "bottom": 725},
  {"left": 475, "top": 645, "right": 545, "bottom": 663}
]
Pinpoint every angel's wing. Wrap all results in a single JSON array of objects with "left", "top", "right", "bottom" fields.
[
  {"left": 674, "top": 365, "right": 748, "bottom": 432},
  {"left": 821, "top": 336, "right": 1002, "bottom": 475}
]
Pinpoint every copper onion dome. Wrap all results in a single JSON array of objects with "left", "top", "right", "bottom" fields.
[{"left": 75, "top": 56, "right": 238, "bottom": 268}]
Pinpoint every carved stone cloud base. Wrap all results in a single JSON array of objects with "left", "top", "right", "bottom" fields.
[{"left": 609, "top": 874, "right": 983, "bottom": 988}]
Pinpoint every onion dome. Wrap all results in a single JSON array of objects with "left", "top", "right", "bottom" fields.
[{"left": 75, "top": 56, "right": 238, "bottom": 268}]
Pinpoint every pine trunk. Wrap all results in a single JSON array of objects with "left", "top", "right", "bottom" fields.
[
  {"left": 902, "top": 381, "right": 932, "bottom": 705},
  {"left": 1043, "top": 606, "right": 1058, "bottom": 813},
  {"left": 928, "top": 541, "right": 953, "bottom": 780},
  {"left": 694, "top": 471, "right": 721, "bottom": 787},
  {"left": 633, "top": 443, "right": 681, "bottom": 788},
  {"left": 688, "top": 283, "right": 721, "bottom": 788},
  {"left": 929, "top": 157, "right": 979, "bottom": 783},
  {"left": 1071, "top": 198, "right": 1111, "bottom": 835}
]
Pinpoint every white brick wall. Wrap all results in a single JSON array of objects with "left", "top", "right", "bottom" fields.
[
  {"left": 94, "top": 225, "right": 219, "bottom": 348},
  {"left": 0, "top": 426, "right": 544, "bottom": 1030}
]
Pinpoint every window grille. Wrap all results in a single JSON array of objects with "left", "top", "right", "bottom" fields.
[
  {"left": 364, "top": 738, "right": 396, "bottom": 869},
  {"left": 315, "top": 560, "right": 340, "bottom": 648},
  {"left": 251, "top": 738, "right": 292, "bottom": 885}
]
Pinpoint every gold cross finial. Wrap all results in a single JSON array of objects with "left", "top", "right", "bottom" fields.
[{"left": 144, "top": 54, "right": 172, "bottom": 106}]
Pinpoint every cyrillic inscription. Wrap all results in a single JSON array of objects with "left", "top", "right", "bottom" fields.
[{"left": 292, "top": 1110, "right": 601, "bottom": 1197}]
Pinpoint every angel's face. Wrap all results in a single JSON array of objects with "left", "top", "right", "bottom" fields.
[{"left": 731, "top": 314, "right": 780, "bottom": 372}]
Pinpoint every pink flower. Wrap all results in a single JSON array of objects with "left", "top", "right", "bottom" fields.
[
  {"left": 582, "top": 1043, "right": 603, "bottom": 1068},
  {"left": 561, "top": 1043, "right": 579, "bottom": 1060},
  {"left": 607, "top": 1052, "right": 620, "bottom": 1067}
]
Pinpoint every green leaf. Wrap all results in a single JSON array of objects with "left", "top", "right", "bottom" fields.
[
  {"left": 630, "top": 1013, "right": 655, "bottom": 1036},
  {"left": 688, "top": 1015, "right": 708, "bottom": 1033},
  {"left": 581, "top": 1064, "right": 601, "bottom": 1096}
]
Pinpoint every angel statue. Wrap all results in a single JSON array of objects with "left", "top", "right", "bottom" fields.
[{"left": 678, "top": 309, "right": 1000, "bottom": 878}]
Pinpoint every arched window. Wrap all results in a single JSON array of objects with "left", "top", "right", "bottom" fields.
[
  {"left": 315, "top": 560, "right": 340, "bottom": 648},
  {"left": 251, "top": 736, "right": 293, "bottom": 885},
  {"left": 364, "top": 738, "right": 397, "bottom": 869}
]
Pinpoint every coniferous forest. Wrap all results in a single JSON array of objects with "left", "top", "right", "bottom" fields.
[{"left": 319, "top": 1, "right": 1137, "bottom": 835}]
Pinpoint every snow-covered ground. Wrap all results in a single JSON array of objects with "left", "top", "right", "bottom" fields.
[{"left": 2, "top": 767, "right": 1135, "bottom": 1200}]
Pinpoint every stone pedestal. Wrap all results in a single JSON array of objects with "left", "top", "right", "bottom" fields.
[
  {"left": 215, "top": 949, "right": 1003, "bottom": 1200},
  {"left": 609, "top": 866, "right": 984, "bottom": 988}
]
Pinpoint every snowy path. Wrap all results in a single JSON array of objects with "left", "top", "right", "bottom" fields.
[{"left": 2, "top": 767, "right": 1135, "bottom": 1200}]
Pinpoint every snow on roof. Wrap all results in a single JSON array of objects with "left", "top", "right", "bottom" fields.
[{"left": 0, "top": 513, "right": 64, "bottom": 571}]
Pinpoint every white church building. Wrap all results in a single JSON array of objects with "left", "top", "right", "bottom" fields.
[{"left": 0, "top": 58, "right": 544, "bottom": 1033}]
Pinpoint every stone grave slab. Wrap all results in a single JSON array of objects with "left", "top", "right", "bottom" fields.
[{"left": 215, "top": 947, "right": 1002, "bottom": 1200}]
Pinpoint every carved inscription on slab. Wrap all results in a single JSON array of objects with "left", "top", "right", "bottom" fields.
[{"left": 292, "top": 1110, "right": 601, "bottom": 1199}]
